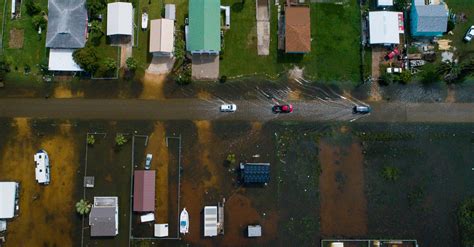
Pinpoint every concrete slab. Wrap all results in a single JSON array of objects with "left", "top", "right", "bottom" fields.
[
  {"left": 191, "top": 54, "right": 219, "bottom": 80},
  {"left": 146, "top": 56, "right": 176, "bottom": 75}
]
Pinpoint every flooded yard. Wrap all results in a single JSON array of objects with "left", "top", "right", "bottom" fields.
[{"left": 0, "top": 119, "right": 472, "bottom": 247}]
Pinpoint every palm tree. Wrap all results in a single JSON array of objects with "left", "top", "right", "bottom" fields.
[
  {"left": 75, "top": 199, "right": 91, "bottom": 215},
  {"left": 438, "top": 61, "right": 462, "bottom": 84}
]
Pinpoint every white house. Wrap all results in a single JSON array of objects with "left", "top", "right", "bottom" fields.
[
  {"left": 149, "top": 19, "right": 175, "bottom": 56},
  {"left": 107, "top": 2, "right": 133, "bottom": 36},
  {"left": 0, "top": 182, "right": 19, "bottom": 219},
  {"left": 369, "top": 11, "right": 404, "bottom": 45},
  {"left": 34, "top": 150, "right": 50, "bottom": 185}
]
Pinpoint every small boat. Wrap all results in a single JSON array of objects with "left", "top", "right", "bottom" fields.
[
  {"left": 180, "top": 208, "right": 189, "bottom": 234},
  {"left": 141, "top": 12, "right": 148, "bottom": 30}
]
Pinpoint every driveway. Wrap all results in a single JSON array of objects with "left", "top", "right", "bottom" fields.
[
  {"left": 256, "top": 0, "right": 270, "bottom": 55},
  {"left": 191, "top": 54, "right": 219, "bottom": 80},
  {"left": 146, "top": 56, "right": 176, "bottom": 75},
  {"left": 2, "top": 99, "right": 474, "bottom": 123}
]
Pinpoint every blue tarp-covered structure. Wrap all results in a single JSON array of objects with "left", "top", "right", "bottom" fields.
[{"left": 240, "top": 163, "right": 270, "bottom": 184}]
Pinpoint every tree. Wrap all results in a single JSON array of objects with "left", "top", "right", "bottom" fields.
[
  {"left": 394, "top": 0, "right": 409, "bottom": 11},
  {"left": 399, "top": 70, "right": 412, "bottom": 84},
  {"left": 87, "top": 134, "right": 95, "bottom": 146},
  {"left": 75, "top": 199, "right": 91, "bottom": 215},
  {"left": 73, "top": 46, "right": 99, "bottom": 73},
  {"left": 115, "top": 134, "right": 127, "bottom": 146},
  {"left": 419, "top": 63, "right": 440, "bottom": 84},
  {"left": 25, "top": 0, "right": 41, "bottom": 16},
  {"left": 175, "top": 64, "right": 191, "bottom": 85},
  {"left": 174, "top": 35, "right": 185, "bottom": 61},
  {"left": 379, "top": 72, "right": 394, "bottom": 85},
  {"left": 438, "top": 61, "right": 463, "bottom": 84},
  {"left": 226, "top": 153, "right": 236, "bottom": 165},
  {"left": 32, "top": 15, "right": 47, "bottom": 30},
  {"left": 88, "top": 20, "right": 103, "bottom": 45},
  {"left": 86, "top": 0, "right": 107, "bottom": 17},
  {"left": 458, "top": 197, "right": 474, "bottom": 246},
  {"left": 126, "top": 57, "right": 138, "bottom": 71},
  {"left": 103, "top": 57, "right": 117, "bottom": 72}
]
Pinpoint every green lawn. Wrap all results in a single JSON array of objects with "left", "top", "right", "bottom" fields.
[
  {"left": 219, "top": 0, "right": 362, "bottom": 85},
  {"left": 445, "top": 0, "right": 474, "bottom": 61},
  {"left": 2, "top": 0, "right": 48, "bottom": 77}
]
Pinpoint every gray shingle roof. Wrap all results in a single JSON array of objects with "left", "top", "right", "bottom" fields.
[
  {"left": 46, "top": 0, "right": 87, "bottom": 48},
  {"left": 89, "top": 207, "right": 117, "bottom": 237},
  {"left": 415, "top": 4, "right": 448, "bottom": 33}
]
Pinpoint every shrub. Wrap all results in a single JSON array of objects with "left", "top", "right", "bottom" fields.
[
  {"left": 88, "top": 20, "right": 103, "bottom": 46},
  {"left": 86, "top": 0, "right": 107, "bottom": 18},
  {"left": 381, "top": 166, "right": 400, "bottom": 181},
  {"left": 73, "top": 46, "right": 99, "bottom": 73},
  {"left": 87, "top": 134, "right": 95, "bottom": 146},
  {"left": 126, "top": 57, "right": 138, "bottom": 71},
  {"left": 226, "top": 153, "right": 236, "bottom": 165},
  {"left": 103, "top": 57, "right": 117, "bottom": 72},
  {"left": 419, "top": 63, "right": 440, "bottom": 84},
  {"left": 175, "top": 64, "right": 191, "bottom": 85},
  {"left": 399, "top": 70, "right": 412, "bottom": 84},
  {"left": 379, "top": 72, "right": 395, "bottom": 85},
  {"left": 458, "top": 197, "right": 474, "bottom": 246},
  {"left": 32, "top": 15, "right": 47, "bottom": 30}
]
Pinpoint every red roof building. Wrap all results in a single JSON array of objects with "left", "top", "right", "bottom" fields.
[
  {"left": 133, "top": 170, "right": 156, "bottom": 212},
  {"left": 285, "top": 6, "right": 311, "bottom": 53}
]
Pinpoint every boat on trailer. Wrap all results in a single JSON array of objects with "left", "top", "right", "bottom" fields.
[
  {"left": 141, "top": 12, "right": 148, "bottom": 30},
  {"left": 180, "top": 208, "right": 189, "bottom": 234}
]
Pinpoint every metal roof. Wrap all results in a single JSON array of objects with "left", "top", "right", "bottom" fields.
[
  {"left": 204, "top": 206, "right": 218, "bottom": 237},
  {"left": 369, "top": 11, "right": 402, "bottom": 44},
  {"left": 46, "top": 0, "right": 87, "bottom": 48},
  {"left": 0, "top": 182, "right": 17, "bottom": 219},
  {"left": 89, "top": 207, "right": 117, "bottom": 237},
  {"left": 285, "top": 6, "right": 311, "bottom": 53},
  {"left": 414, "top": 4, "right": 448, "bottom": 33},
  {"left": 186, "top": 0, "right": 221, "bottom": 52},
  {"left": 248, "top": 225, "right": 262, "bottom": 237},
  {"left": 165, "top": 4, "right": 176, "bottom": 21},
  {"left": 133, "top": 170, "right": 156, "bottom": 212},
  {"left": 107, "top": 2, "right": 133, "bottom": 36},
  {"left": 149, "top": 19, "right": 175, "bottom": 53}
]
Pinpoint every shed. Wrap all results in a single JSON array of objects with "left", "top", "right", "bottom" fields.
[
  {"left": 247, "top": 225, "right": 262, "bottom": 237},
  {"left": 133, "top": 170, "right": 156, "bottom": 212},
  {"left": 46, "top": 0, "right": 87, "bottom": 49},
  {"left": 154, "top": 224, "right": 169, "bottom": 237},
  {"left": 377, "top": 0, "right": 393, "bottom": 7},
  {"left": 186, "top": 0, "right": 221, "bottom": 54},
  {"left": 204, "top": 206, "right": 218, "bottom": 237},
  {"left": 149, "top": 19, "right": 175, "bottom": 56},
  {"left": 0, "top": 182, "right": 19, "bottom": 219},
  {"left": 410, "top": 1, "right": 448, "bottom": 37},
  {"left": 107, "top": 2, "right": 133, "bottom": 36},
  {"left": 369, "top": 11, "right": 404, "bottom": 45},
  {"left": 240, "top": 163, "right": 270, "bottom": 184},
  {"left": 165, "top": 4, "right": 176, "bottom": 21},
  {"left": 285, "top": 6, "right": 311, "bottom": 53},
  {"left": 48, "top": 49, "right": 83, "bottom": 71}
]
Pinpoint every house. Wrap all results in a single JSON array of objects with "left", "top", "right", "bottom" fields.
[
  {"left": 0, "top": 182, "right": 19, "bottom": 219},
  {"left": 89, "top": 196, "right": 118, "bottom": 237},
  {"left": 149, "top": 19, "right": 175, "bottom": 57},
  {"left": 240, "top": 162, "right": 270, "bottom": 184},
  {"left": 204, "top": 206, "right": 218, "bottom": 237},
  {"left": 285, "top": 6, "right": 311, "bottom": 53},
  {"left": 133, "top": 170, "right": 156, "bottom": 212},
  {"left": 411, "top": 0, "right": 448, "bottom": 37},
  {"left": 34, "top": 150, "right": 50, "bottom": 185},
  {"left": 107, "top": 2, "right": 133, "bottom": 37},
  {"left": 369, "top": 11, "right": 404, "bottom": 45},
  {"left": 165, "top": 4, "right": 176, "bottom": 21},
  {"left": 186, "top": 0, "right": 221, "bottom": 54},
  {"left": 247, "top": 225, "right": 262, "bottom": 237},
  {"left": 46, "top": 0, "right": 87, "bottom": 71},
  {"left": 377, "top": 0, "right": 393, "bottom": 7}
]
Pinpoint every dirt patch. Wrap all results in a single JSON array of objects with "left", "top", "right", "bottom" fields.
[
  {"left": 370, "top": 47, "right": 384, "bottom": 101},
  {"left": 140, "top": 73, "right": 166, "bottom": 99},
  {"left": 247, "top": 25, "right": 257, "bottom": 47},
  {"left": 53, "top": 84, "right": 84, "bottom": 98},
  {"left": 197, "top": 90, "right": 213, "bottom": 101},
  {"left": 194, "top": 120, "right": 219, "bottom": 189},
  {"left": 0, "top": 119, "right": 78, "bottom": 246},
  {"left": 145, "top": 122, "right": 170, "bottom": 222},
  {"left": 287, "top": 89, "right": 302, "bottom": 100},
  {"left": 446, "top": 85, "right": 456, "bottom": 103},
  {"left": 319, "top": 139, "right": 367, "bottom": 237},
  {"left": 9, "top": 29, "right": 24, "bottom": 49}
]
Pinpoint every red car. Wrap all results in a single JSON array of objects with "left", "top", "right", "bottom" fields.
[
  {"left": 385, "top": 47, "right": 400, "bottom": 60},
  {"left": 272, "top": 104, "right": 293, "bottom": 113}
]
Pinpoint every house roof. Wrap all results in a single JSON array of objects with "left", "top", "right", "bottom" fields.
[
  {"left": 165, "top": 4, "right": 176, "bottom": 20},
  {"left": 107, "top": 2, "right": 133, "bottom": 36},
  {"left": 241, "top": 163, "right": 270, "bottom": 184},
  {"left": 149, "top": 19, "right": 175, "bottom": 53},
  {"left": 369, "top": 11, "right": 403, "bottom": 44},
  {"left": 133, "top": 170, "right": 156, "bottom": 212},
  {"left": 186, "top": 0, "right": 221, "bottom": 52},
  {"left": 248, "top": 225, "right": 262, "bottom": 237},
  {"left": 48, "top": 49, "right": 83, "bottom": 71},
  {"left": 89, "top": 207, "right": 117, "bottom": 237},
  {"left": 204, "top": 206, "right": 218, "bottom": 237},
  {"left": 414, "top": 4, "right": 448, "bottom": 33},
  {"left": 0, "top": 182, "right": 17, "bottom": 219},
  {"left": 285, "top": 6, "right": 311, "bottom": 53},
  {"left": 46, "top": 0, "right": 87, "bottom": 48}
]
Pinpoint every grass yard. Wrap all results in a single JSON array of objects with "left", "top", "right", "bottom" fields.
[
  {"left": 219, "top": 0, "right": 362, "bottom": 86},
  {"left": 445, "top": 0, "right": 474, "bottom": 61},
  {"left": 2, "top": 0, "right": 48, "bottom": 77}
]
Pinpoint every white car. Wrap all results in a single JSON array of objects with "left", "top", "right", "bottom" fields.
[
  {"left": 464, "top": 25, "right": 474, "bottom": 42},
  {"left": 386, "top": 67, "right": 402, "bottom": 74},
  {"left": 220, "top": 104, "right": 237, "bottom": 112}
]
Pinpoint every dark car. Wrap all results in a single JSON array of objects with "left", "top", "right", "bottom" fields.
[
  {"left": 272, "top": 104, "right": 293, "bottom": 113},
  {"left": 353, "top": 105, "right": 371, "bottom": 114}
]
